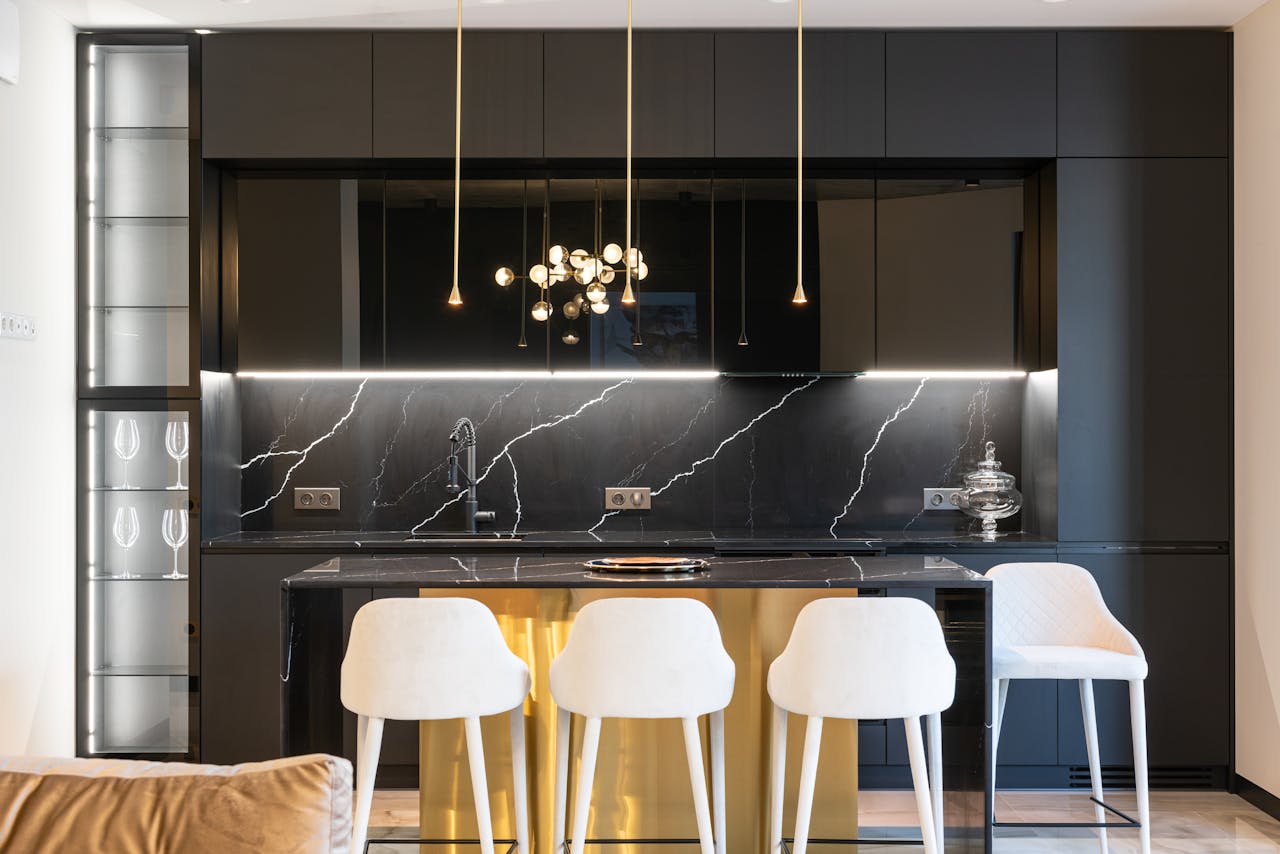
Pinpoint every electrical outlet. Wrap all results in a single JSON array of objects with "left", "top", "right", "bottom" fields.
[
  {"left": 922, "top": 487, "right": 963, "bottom": 511},
  {"left": 294, "top": 487, "right": 341, "bottom": 511},
  {"left": 0, "top": 311, "right": 36, "bottom": 340},
  {"left": 604, "top": 487, "right": 652, "bottom": 511}
]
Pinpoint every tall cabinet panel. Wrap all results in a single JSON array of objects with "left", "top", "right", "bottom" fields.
[
  {"left": 1056, "top": 158, "right": 1231, "bottom": 543},
  {"left": 77, "top": 35, "right": 201, "bottom": 760}
]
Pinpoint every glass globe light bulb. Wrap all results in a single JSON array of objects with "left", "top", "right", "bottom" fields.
[
  {"left": 626, "top": 247, "right": 644, "bottom": 268},
  {"left": 530, "top": 264, "right": 549, "bottom": 285},
  {"left": 562, "top": 329, "right": 580, "bottom": 345},
  {"left": 590, "top": 298, "right": 610, "bottom": 315},
  {"left": 636, "top": 261, "right": 649, "bottom": 281},
  {"left": 570, "top": 249, "right": 590, "bottom": 269},
  {"left": 549, "top": 245, "right": 567, "bottom": 266},
  {"left": 574, "top": 293, "right": 585, "bottom": 306},
  {"left": 599, "top": 266, "right": 615, "bottom": 284},
  {"left": 494, "top": 267, "right": 515, "bottom": 287},
  {"left": 585, "top": 282, "right": 607, "bottom": 303},
  {"left": 573, "top": 267, "right": 590, "bottom": 285},
  {"left": 602, "top": 243, "right": 623, "bottom": 265},
  {"left": 531, "top": 300, "right": 552, "bottom": 322},
  {"left": 563, "top": 300, "right": 581, "bottom": 320}
]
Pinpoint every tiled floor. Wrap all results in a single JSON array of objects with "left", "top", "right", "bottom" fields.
[{"left": 367, "top": 789, "right": 1280, "bottom": 853}]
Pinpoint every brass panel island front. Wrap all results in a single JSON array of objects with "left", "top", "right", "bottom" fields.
[{"left": 279, "top": 553, "right": 993, "bottom": 854}]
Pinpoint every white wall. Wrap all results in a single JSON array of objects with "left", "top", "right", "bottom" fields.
[
  {"left": 0, "top": 0, "right": 76, "bottom": 756},
  {"left": 1235, "top": 0, "right": 1280, "bottom": 798}
]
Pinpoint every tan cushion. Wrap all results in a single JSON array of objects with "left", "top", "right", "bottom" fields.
[{"left": 0, "top": 753, "right": 351, "bottom": 854}]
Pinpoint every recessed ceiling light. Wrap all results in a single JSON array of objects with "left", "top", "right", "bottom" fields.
[
  {"left": 221, "top": 0, "right": 252, "bottom": 5},
  {"left": 194, "top": 29, "right": 214, "bottom": 34}
]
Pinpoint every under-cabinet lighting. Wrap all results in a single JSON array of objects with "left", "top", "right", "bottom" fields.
[
  {"left": 235, "top": 370, "right": 721, "bottom": 380},
  {"left": 859, "top": 370, "right": 1027, "bottom": 380}
]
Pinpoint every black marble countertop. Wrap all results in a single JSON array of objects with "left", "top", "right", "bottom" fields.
[
  {"left": 281, "top": 553, "right": 991, "bottom": 590},
  {"left": 206, "top": 528, "right": 1057, "bottom": 553}
]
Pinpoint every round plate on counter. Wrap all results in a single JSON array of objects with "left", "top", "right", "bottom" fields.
[{"left": 583, "top": 556, "right": 709, "bottom": 574}]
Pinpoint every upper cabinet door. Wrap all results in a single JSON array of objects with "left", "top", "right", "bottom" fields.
[
  {"left": 202, "top": 33, "right": 373, "bottom": 158},
  {"left": 886, "top": 32, "right": 1056, "bottom": 158},
  {"left": 373, "top": 31, "right": 543, "bottom": 159},
  {"left": 544, "top": 31, "right": 714, "bottom": 158},
  {"left": 714, "top": 31, "right": 885, "bottom": 158},
  {"left": 1058, "top": 31, "right": 1231, "bottom": 157}
]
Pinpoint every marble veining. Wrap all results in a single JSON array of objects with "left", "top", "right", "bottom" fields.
[{"left": 233, "top": 375, "right": 1028, "bottom": 536}]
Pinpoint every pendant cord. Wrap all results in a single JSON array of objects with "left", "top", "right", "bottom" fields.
[
  {"left": 447, "top": 0, "right": 463, "bottom": 305},
  {"left": 519, "top": 179, "right": 528, "bottom": 346},
  {"left": 740, "top": 177, "right": 748, "bottom": 344},
  {"left": 793, "top": 0, "right": 806, "bottom": 305},
  {"left": 624, "top": 0, "right": 632, "bottom": 302}
]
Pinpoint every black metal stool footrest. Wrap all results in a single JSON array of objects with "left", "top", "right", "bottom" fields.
[
  {"left": 366, "top": 838, "right": 518, "bottom": 853},
  {"left": 781, "top": 837, "right": 927, "bottom": 852},
  {"left": 992, "top": 796, "right": 1141, "bottom": 830}
]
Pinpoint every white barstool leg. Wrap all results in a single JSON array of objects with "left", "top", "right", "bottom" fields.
[
  {"left": 769, "top": 704, "right": 787, "bottom": 853},
  {"left": 709, "top": 709, "right": 727, "bottom": 854},
  {"left": 1080, "top": 679, "right": 1109, "bottom": 854},
  {"left": 463, "top": 716, "right": 496, "bottom": 854},
  {"left": 791, "top": 715, "right": 824, "bottom": 854},
  {"left": 1129, "top": 680, "right": 1151, "bottom": 854},
  {"left": 352, "top": 715, "right": 384, "bottom": 854},
  {"left": 992, "top": 678, "right": 1009, "bottom": 795},
  {"left": 681, "top": 717, "right": 715, "bottom": 854},
  {"left": 569, "top": 716, "right": 602, "bottom": 854},
  {"left": 906, "top": 715, "right": 941, "bottom": 854},
  {"left": 927, "top": 712, "right": 945, "bottom": 847},
  {"left": 509, "top": 706, "right": 529, "bottom": 853},
  {"left": 554, "top": 706, "right": 570, "bottom": 852}
]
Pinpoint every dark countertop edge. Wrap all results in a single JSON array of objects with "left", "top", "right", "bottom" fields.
[{"left": 282, "top": 577, "right": 994, "bottom": 589}]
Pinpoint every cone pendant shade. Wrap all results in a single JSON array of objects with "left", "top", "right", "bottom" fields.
[
  {"left": 448, "top": 280, "right": 463, "bottom": 306},
  {"left": 621, "top": 279, "right": 636, "bottom": 304},
  {"left": 792, "top": 281, "right": 807, "bottom": 304}
]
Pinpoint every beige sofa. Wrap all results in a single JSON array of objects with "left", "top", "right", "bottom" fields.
[{"left": 0, "top": 753, "right": 351, "bottom": 853}]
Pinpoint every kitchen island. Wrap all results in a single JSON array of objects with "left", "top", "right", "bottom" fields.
[{"left": 281, "top": 554, "right": 992, "bottom": 853}]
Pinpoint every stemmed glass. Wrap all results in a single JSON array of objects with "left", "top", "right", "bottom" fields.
[
  {"left": 164, "top": 420, "right": 190, "bottom": 490},
  {"left": 161, "top": 508, "right": 189, "bottom": 580},
  {"left": 112, "top": 417, "right": 141, "bottom": 489},
  {"left": 111, "top": 506, "right": 140, "bottom": 579}
]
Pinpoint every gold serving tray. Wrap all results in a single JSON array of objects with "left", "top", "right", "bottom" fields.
[{"left": 583, "top": 556, "right": 709, "bottom": 573}]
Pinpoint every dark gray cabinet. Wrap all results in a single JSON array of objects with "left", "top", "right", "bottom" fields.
[
  {"left": 372, "top": 31, "right": 543, "bottom": 158},
  {"left": 1056, "top": 553, "right": 1230, "bottom": 770},
  {"left": 714, "top": 31, "right": 886, "bottom": 158},
  {"left": 203, "top": 33, "right": 373, "bottom": 158},
  {"left": 1058, "top": 31, "right": 1231, "bottom": 157},
  {"left": 885, "top": 32, "right": 1056, "bottom": 158},
  {"left": 545, "top": 31, "right": 715, "bottom": 158},
  {"left": 1057, "top": 158, "right": 1230, "bottom": 543}
]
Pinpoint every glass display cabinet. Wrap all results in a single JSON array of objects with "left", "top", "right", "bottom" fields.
[{"left": 77, "top": 34, "right": 201, "bottom": 760}]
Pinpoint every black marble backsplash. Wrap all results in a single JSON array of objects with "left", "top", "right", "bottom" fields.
[{"left": 227, "top": 375, "right": 1031, "bottom": 536}]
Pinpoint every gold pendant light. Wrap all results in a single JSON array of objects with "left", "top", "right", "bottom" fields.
[
  {"left": 792, "top": 0, "right": 807, "bottom": 305},
  {"left": 622, "top": 0, "right": 636, "bottom": 308},
  {"left": 447, "top": 0, "right": 464, "bottom": 306}
]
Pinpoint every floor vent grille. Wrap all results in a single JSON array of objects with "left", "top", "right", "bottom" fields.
[{"left": 1068, "top": 766, "right": 1217, "bottom": 789}]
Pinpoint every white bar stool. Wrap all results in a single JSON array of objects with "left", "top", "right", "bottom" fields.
[
  {"left": 987, "top": 562, "right": 1151, "bottom": 854},
  {"left": 767, "top": 597, "right": 956, "bottom": 854},
  {"left": 549, "top": 597, "right": 736, "bottom": 854},
  {"left": 340, "top": 597, "right": 532, "bottom": 854}
]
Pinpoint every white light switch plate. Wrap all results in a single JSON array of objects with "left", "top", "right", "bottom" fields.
[{"left": 0, "top": 311, "right": 36, "bottom": 340}]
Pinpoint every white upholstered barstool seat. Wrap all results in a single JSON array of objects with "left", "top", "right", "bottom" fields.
[
  {"left": 549, "top": 597, "right": 736, "bottom": 854},
  {"left": 341, "top": 597, "right": 531, "bottom": 854},
  {"left": 768, "top": 597, "right": 957, "bottom": 854},
  {"left": 987, "top": 562, "right": 1151, "bottom": 854}
]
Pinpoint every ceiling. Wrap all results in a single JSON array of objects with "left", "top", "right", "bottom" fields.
[{"left": 40, "top": 0, "right": 1264, "bottom": 31}]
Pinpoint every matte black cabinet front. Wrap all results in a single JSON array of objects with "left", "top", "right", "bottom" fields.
[
  {"left": 202, "top": 33, "right": 373, "bottom": 158},
  {"left": 885, "top": 32, "right": 1056, "bottom": 158},
  {"left": 1058, "top": 31, "right": 1232, "bottom": 157},
  {"left": 373, "top": 31, "right": 544, "bottom": 158},
  {"left": 1056, "top": 158, "right": 1231, "bottom": 543},
  {"left": 544, "top": 31, "right": 715, "bottom": 159},
  {"left": 714, "top": 31, "right": 886, "bottom": 158}
]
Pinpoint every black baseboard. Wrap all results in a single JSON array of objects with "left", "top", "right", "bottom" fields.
[{"left": 1236, "top": 774, "right": 1280, "bottom": 823}]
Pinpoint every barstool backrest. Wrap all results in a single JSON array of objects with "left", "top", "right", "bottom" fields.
[
  {"left": 768, "top": 597, "right": 956, "bottom": 720},
  {"left": 340, "top": 597, "right": 531, "bottom": 721},
  {"left": 549, "top": 597, "right": 736, "bottom": 719},
  {"left": 986, "top": 562, "right": 1143, "bottom": 655}
]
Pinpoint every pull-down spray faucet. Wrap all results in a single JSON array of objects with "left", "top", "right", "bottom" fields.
[{"left": 446, "top": 418, "right": 495, "bottom": 533}]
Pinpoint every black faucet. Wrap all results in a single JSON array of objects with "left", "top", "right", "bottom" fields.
[{"left": 446, "top": 417, "right": 495, "bottom": 533}]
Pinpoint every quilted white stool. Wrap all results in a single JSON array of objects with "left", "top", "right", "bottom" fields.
[
  {"left": 767, "top": 597, "right": 957, "bottom": 854},
  {"left": 987, "top": 562, "right": 1150, "bottom": 854},
  {"left": 549, "top": 597, "right": 736, "bottom": 854},
  {"left": 341, "top": 598, "right": 531, "bottom": 854}
]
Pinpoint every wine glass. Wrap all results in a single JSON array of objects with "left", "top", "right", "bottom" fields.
[
  {"left": 164, "top": 420, "right": 190, "bottom": 490},
  {"left": 113, "top": 417, "right": 141, "bottom": 489},
  {"left": 161, "top": 508, "right": 189, "bottom": 580},
  {"left": 111, "top": 506, "right": 140, "bottom": 579}
]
